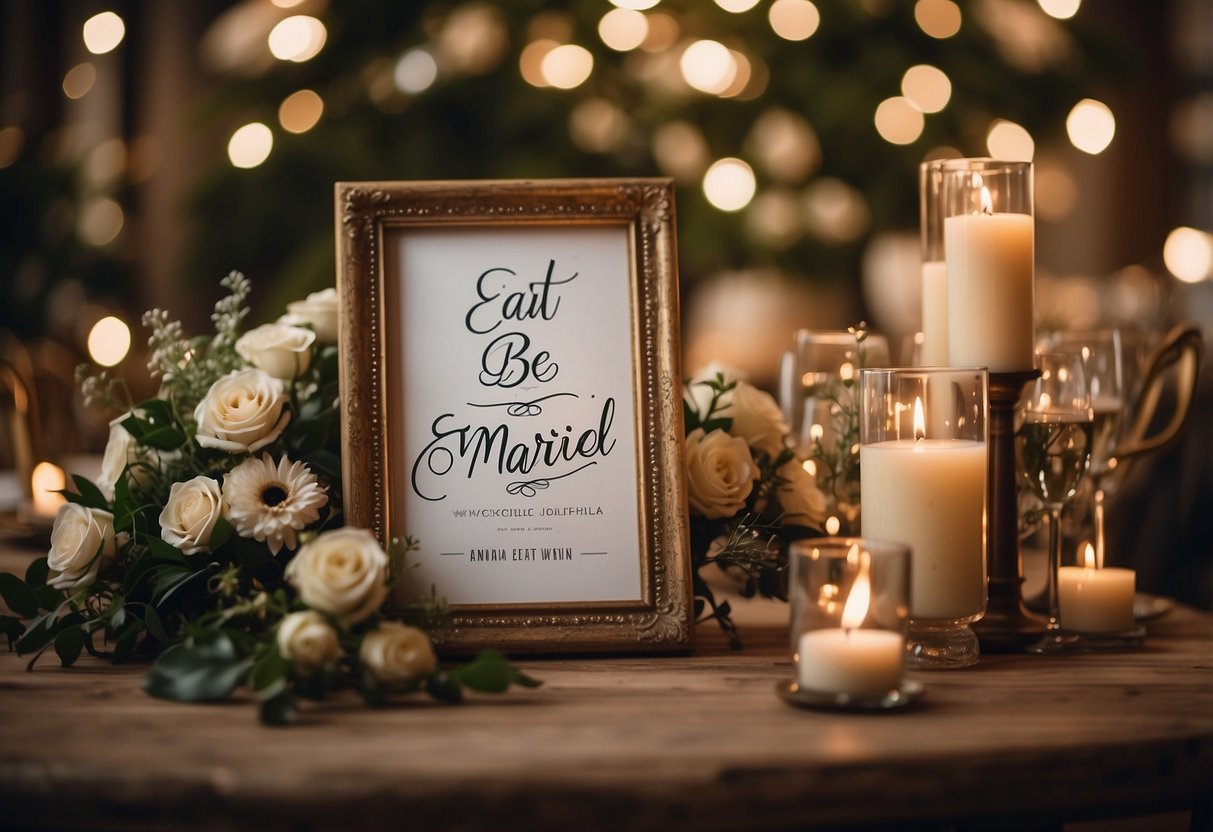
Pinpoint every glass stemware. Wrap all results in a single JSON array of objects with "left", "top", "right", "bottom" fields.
[
  {"left": 1017, "top": 352, "right": 1094, "bottom": 654},
  {"left": 1048, "top": 330, "right": 1125, "bottom": 568}
]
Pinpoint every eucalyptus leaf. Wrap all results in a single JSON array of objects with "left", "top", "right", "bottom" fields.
[
  {"left": 452, "top": 650, "right": 541, "bottom": 693},
  {"left": 143, "top": 636, "right": 253, "bottom": 702},
  {"left": 33, "top": 585, "right": 63, "bottom": 612},
  {"left": 15, "top": 611, "right": 59, "bottom": 654},
  {"left": 0, "top": 573, "right": 39, "bottom": 618},
  {"left": 250, "top": 647, "right": 289, "bottom": 692}
]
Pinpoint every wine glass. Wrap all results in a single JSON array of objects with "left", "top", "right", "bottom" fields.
[
  {"left": 1017, "top": 352, "right": 1094, "bottom": 655},
  {"left": 1048, "top": 330, "right": 1125, "bottom": 568}
]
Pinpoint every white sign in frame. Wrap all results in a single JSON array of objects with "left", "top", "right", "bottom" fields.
[{"left": 336, "top": 179, "right": 693, "bottom": 654}]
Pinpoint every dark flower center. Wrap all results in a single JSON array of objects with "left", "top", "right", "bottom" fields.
[{"left": 261, "top": 484, "right": 289, "bottom": 507}]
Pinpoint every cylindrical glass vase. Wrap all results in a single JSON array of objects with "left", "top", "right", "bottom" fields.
[
  {"left": 859, "top": 367, "right": 989, "bottom": 669},
  {"left": 919, "top": 159, "right": 948, "bottom": 367}
]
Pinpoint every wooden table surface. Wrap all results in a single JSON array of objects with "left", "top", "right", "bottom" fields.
[{"left": 0, "top": 541, "right": 1210, "bottom": 832}]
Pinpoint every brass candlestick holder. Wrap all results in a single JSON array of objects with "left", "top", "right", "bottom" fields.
[{"left": 973, "top": 369, "right": 1045, "bottom": 652}]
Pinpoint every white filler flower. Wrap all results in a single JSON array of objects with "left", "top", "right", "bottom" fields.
[{"left": 223, "top": 454, "right": 328, "bottom": 555}]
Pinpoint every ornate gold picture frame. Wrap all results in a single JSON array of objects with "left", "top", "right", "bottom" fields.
[{"left": 335, "top": 179, "right": 693, "bottom": 654}]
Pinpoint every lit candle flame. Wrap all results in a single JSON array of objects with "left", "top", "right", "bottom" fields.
[
  {"left": 913, "top": 395, "right": 925, "bottom": 442},
  {"left": 979, "top": 185, "right": 993, "bottom": 215},
  {"left": 1081, "top": 540, "right": 1096, "bottom": 570},
  {"left": 841, "top": 545, "right": 871, "bottom": 630},
  {"left": 31, "top": 461, "right": 67, "bottom": 516}
]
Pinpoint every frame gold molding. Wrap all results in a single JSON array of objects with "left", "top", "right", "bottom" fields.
[{"left": 335, "top": 178, "right": 693, "bottom": 653}]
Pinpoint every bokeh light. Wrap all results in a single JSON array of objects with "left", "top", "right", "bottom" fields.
[
  {"left": 874, "top": 97, "right": 924, "bottom": 145},
  {"left": 267, "top": 15, "right": 327, "bottom": 63},
  {"left": 279, "top": 89, "right": 324, "bottom": 134},
  {"left": 746, "top": 109, "right": 820, "bottom": 183},
  {"left": 1034, "top": 156, "right": 1079, "bottom": 221},
  {"left": 717, "top": 0, "right": 762, "bottom": 11},
  {"left": 88, "top": 316, "right": 132, "bottom": 366},
  {"left": 915, "top": 0, "right": 962, "bottom": 39},
  {"left": 569, "top": 98, "right": 629, "bottom": 153},
  {"left": 901, "top": 65, "right": 952, "bottom": 113},
  {"left": 769, "top": 0, "right": 821, "bottom": 41},
  {"left": 599, "top": 8, "right": 649, "bottom": 52},
  {"left": 1163, "top": 227, "right": 1213, "bottom": 284},
  {"left": 610, "top": 0, "right": 661, "bottom": 9},
  {"left": 680, "top": 40, "right": 737, "bottom": 95},
  {"left": 520, "top": 40, "right": 559, "bottom": 87},
  {"left": 63, "top": 63, "right": 97, "bottom": 100},
  {"left": 803, "top": 178, "right": 870, "bottom": 243},
  {"left": 745, "top": 189, "right": 803, "bottom": 248},
  {"left": 83, "top": 11, "right": 126, "bottom": 55},
  {"left": 1066, "top": 99, "right": 1115, "bottom": 155},
  {"left": 653, "top": 121, "right": 709, "bottom": 181},
  {"left": 78, "top": 198, "right": 124, "bottom": 247},
  {"left": 541, "top": 44, "right": 594, "bottom": 89},
  {"left": 986, "top": 119, "right": 1035, "bottom": 161},
  {"left": 641, "top": 13, "right": 680, "bottom": 51},
  {"left": 395, "top": 49, "right": 439, "bottom": 93},
  {"left": 703, "top": 158, "right": 757, "bottom": 212},
  {"left": 228, "top": 122, "right": 274, "bottom": 169},
  {"left": 0, "top": 126, "right": 23, "bottom": 169},
  {"left": 1038, "top": 0, "right": 1081, "bottom": 20}
]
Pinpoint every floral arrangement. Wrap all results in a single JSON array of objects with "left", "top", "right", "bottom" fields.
[
  {"left": 0, "top": 272, "right": 536, "bottom": 724},
  {"left": 683, "top": 368, "right": 827, "bottom": 648}
]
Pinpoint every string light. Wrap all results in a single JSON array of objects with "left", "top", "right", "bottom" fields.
[
  {"left": 1163, "top": 227, "right": 1213, "bottom": 284},
  {"left": 641, "top": 13, "right": 680, "bottom": 52},
  {"left": 874, "top": 96, "right": 924, "bottom": 145},
  {"left": 769, "top": 0, "right": 821, "bottom": 41},
  {"left": 228, "top": 122, "right": 273, "bottom": 169},
  {"left": 680, "top": 40, "right": 737, "bottom": 95},
  {"left": 87, "top": 316, "right": 132, "bottom": 366},
  {"left": 1038, "top": 0, "right": 1081, "bottom": 20},
  {"left": 82, "top": 11, "right": 125, "bottom": 55},
  {"left": 267, "top": 16, "right": 327, "bottom": 63},
  {"left": 915, "top": 0, "right": 962, "bottom": 39},
  {"left": 279, "top": 89, "right": 324, "bottom": 134},
  {"left": 1066, "top": 99, "right": 1115, "bottom": 155},
  {"left": 901, "top": 64, "right": 952, "bottom": 113},
  {"left": 703, "top": 158, "right": 757, "bottom": 212},
  {"left": 717, "top": 0, "right": 761, "bottom": 11},
  {"left": 541, "top": 44, "right": 594, "bottom": 89},
  {"left": 598, "top": 8, "right": 649, "bottom": 52},
  {"left": 520, "top": 40, "right": 559, "bottom": 87},
  {"left": 986, "top": 119, "right": 1034, "bottom": 161},
  {"left": 610, "top": 0, "right": 661, "bottom": 9}
]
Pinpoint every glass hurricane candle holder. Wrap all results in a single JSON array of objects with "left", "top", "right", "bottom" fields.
[
  {"left": 860, "top": 367, "right": 989, "bottom": 669},
  {"left": 786, "top": 537, "right": 911, "bottom": 707},
  {"left": 941, "top": 159, "right": 1034, "bottom": 374},
  {"left": 919, "top": 159, "right": 948, "bottom": 367}
]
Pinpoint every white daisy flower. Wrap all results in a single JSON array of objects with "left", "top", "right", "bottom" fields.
[{"left": 223, "top": 454, "right": 328, "bottom": 555}]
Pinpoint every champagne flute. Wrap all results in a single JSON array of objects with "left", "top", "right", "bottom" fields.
[
  {"left": 1017, "top": 352, "right": 1094, "bottom": 655},
  {"left": 1049, "top": 330, "right": 1124, "bottom": 568}
]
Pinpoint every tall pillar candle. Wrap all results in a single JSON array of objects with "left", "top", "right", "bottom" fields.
[
  {"left": 941, "top": 160, "right": 1035, "bottom": 373},
  {"left": 918, "top": 161, "right": 949, "bottom": 367},
  {"left": 861, "top": 367, "right": 989, "bottom": 669}
]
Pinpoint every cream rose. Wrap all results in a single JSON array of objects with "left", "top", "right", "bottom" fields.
[
  {"left": 47, "top": 504, "right": 117, "bottom": 590},
  {"left": 685, "top": 427, "right": 756, "bottom": 520},
  {"left": 96, "top": 414, "right": 137, "bottom": 501},
  {"left": 158, "top": 475, "right": 223, "bottom": 554},
  {"left": 359, "top": 622, "right": 437, "bottom": 684},
  {"left": 194, "top": 369, "right": 290, "bottom": 454},
  {"left": 277, "top": 610, "right": 342, "bottom": 672},
  {"left": 283, "top": 528, "right": 389, "bottom": 625},
  {"left": 776, "top": 460, "right": 828, "bottom": 528},
  {"left": 726, "top": 381, "right": 790, "bottom": 460},
  {"left": 281, "top": 288, "right": 339, "bottom": 344},
  {"left": 235, "top": 323, "right": 316, "bottom": 380}
]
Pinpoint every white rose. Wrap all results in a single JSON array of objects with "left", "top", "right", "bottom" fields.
[
  {"left": 96, "top": 414, "right": 138, "bottom": 501},
  {"left": 284, "top": 528, "right": 389, "bottom": 625},
  {"left": 194, "top": 369, "right": 290, "bottom": 454},
  {"left": 235, "top": 323, "right": 316, "bottom": 380},
  {"left": 277, "top": 610, "right": 342, "bottom": 672},
  {"left": 727, "top": 381, "right": 790, "bottom": 460},
  {"left": 158, "top": 475, "right": 223, "bottom": 554},
  {"left": 685, "top": 427, "right": 756, "bottom": 520},
  {"left": 359, "top": 622, "right": 437, "bottom": 684},
  {"left": 281, "top": 288, "right": 339, "bottom": 344},
  {"left": 47, "top": 504, "right": 117, "bottom": 590},
  {"left": 776, "top": 460, "right": 828, "bottom": 528}
]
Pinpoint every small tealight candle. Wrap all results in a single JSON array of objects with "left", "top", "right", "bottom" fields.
[
  {"left": 18, "top": 461, "right": 67, "bottom": 525},
  {"left": 1059, "top": 542, "right": 1136, "bottom": 634},
  {"left": 796, "top": 547, "right": 905, "bottom": 695}
]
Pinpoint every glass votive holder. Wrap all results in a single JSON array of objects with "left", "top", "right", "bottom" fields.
[
  {"left": 859, "top": 367, "right": 989, "bottom": 669},
  {"left": 788, "top": 537, "right": 910, "bottom": 704}
]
